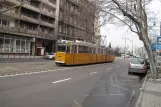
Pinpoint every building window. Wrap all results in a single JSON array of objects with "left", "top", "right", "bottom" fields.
[
  {"left": 4, "top": 37, "right": 10, "bottom": 52},
  {"left": 59, "top": 24, "right": 62, "bottom": 33},
  {"left": 16, "top": 39, "right": 20, "bottom": 52},
  {"left": 0, "top": 19, "right": 9, "bottom": 26},
  {"left": 21, "top": 40, "right": 25, "bottom": 52},
  {"left": 0, "top": 35, "right": 31, "bottom": 53},
  {"left": 0, "top": 36, "right": 4, "bottom": 52}
]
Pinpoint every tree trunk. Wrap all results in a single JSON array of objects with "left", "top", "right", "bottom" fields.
[{"left": 141, "top": 27, "right": 157, "bottom": 78}]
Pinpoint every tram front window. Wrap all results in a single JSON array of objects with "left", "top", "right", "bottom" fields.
[{"left": 58, "top": 46, "right": 66, "bottom": 52}]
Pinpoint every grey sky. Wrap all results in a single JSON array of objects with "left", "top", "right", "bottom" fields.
[{"left": 101, "top": 0, "right": 161, "bottom": 49}]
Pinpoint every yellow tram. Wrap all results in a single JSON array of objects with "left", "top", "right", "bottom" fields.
[{"left": 55, "top": 40, "right": 115, "bottom": 65}]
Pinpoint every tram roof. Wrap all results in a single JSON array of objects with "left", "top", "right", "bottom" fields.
[
  {"left": 58, "top": 40, "right": 97, "bottom": 47},
  {"left": 58, "top": 40, "right": 111, "bottom": 49}
]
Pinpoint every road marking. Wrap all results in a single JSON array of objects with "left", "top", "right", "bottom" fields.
[
  {"left": 89, "top": 72, "right": 98, "bottom": 74},
  {"left": 84, "top": 94, "right": 107, "bottom": 96},
  {"left": 84, "top": 94, "right": 124, "bottom": 96},
  {"left": 109, "top": 94, "right": 124, "bottom": 96},
  {"left": 121, "top": 80, "right": 133, "bottom": 81},
  {"left": 52, "top": 78, "right": 71, "bottom": 84},
  {"left": 107, "top": 82, "right": 128, "bottom": 91},
  {"left": 106, "top": 68, "right": 111, "bottom": 70},
  {"left": 117, "top": 66, "right": 120, "bottom": 67}
]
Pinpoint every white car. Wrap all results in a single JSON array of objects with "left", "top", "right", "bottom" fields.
[
  {"left": 45, "top": 53, "right": 55, "bottom": 60},
  {"left": 128, "top": 58, "right": 148, "bottom": 74}
]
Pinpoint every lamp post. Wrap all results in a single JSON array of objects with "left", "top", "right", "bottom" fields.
[
  {"left": 130, "top": 40, "right": 133, "bottom": 57},
  {"left": 122, "top": 38, "right": 129, "bottom": 58}
]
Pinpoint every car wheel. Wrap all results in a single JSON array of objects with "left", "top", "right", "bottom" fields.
[{"left": 128, "top": 71, "right": 131, "bottom": 75}]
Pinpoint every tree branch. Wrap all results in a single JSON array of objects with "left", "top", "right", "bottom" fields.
[{"left": 111, "top": 0, "right": 140, "bottom": 25}]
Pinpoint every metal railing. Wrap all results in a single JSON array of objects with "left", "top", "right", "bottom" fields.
[
  {"left": 41, "top": 0, "right": 56, "bottom": 9},
  {"left": 20, "top": 15, "right": 39, "bottom": 24},
  {"left": 22, "top": 3, "right": 40, "bottom": 13},
  {"left": 41, "top": 10, "right": 55, "bottom": 18},
  {"left": 40, "top": 20, "right": 55, "bottom": 28},
  {"left": 4, "top": 0, "right": 20, "bottom": 5},
  {"left": 1, "top": 10, "right": 19, "bottom": 18}
]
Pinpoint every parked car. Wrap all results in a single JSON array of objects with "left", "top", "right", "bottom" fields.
[
  {"left": 128, "top": 58, "right": 148, "bottom": 74},
  {"left": 45, "top": 53, "right": 55, "bottom": 60},
  {"left": 146, "top": 59, "right": 150, "bottom": 69}
]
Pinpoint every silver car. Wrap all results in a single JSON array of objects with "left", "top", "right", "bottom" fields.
[
  {"left": 128, "top": 58, "right": 148, "bottom": 74},
  {"left": 45, "top": 53, "right": 55, "bottom": 60}
]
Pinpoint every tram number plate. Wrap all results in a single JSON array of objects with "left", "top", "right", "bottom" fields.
[{"left": 58, "top": 56, "right": 61, "bottom": 60}]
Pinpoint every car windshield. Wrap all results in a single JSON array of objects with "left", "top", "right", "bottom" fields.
[
  {"left": 48, "top": 53, "right": 54, "bottom": 55},
  {"left": 131, "top": 59, "right": 144, "bottom": 64}
]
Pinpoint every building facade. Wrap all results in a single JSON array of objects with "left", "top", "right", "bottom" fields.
[
  {"left": 58, "top": 0, "right": 95, "bottom": 42},
  {"left": 94, "top": 13, "right": 101, "bottom": 46},
  {"left": 0, "top": 0, "right": 96, "bottom": 56}
]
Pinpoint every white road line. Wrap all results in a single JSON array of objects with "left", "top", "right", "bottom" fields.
[
  {"left": 106, "top": 68, "right": 111, "bottom": 70},
  {"left": 121, "top": 80, "right": 133, "bottom": 81},
  {"left": 107, "top": 82, "right": 128, "bottom": 91},
  {"left": 52, "top": 78, "right": 71, "bottom": 84},
  {"left": 109, "top": 94, "right": 124, "bottom": 96},
  {"left": 89, "top": 72, "right": 98, "bottom": 74},
  {"left": 84, "top": 95, "right": 107, "bottom": 96},
  {"left": 117, "top": 66, "right": 120, "bottom": 67},
  {"left": 84, "top": 94, "right": 124, "bottom": 96}
]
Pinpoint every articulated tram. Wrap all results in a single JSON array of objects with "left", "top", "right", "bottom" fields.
[{"left": 55, "top": 40, "right": 115, "bottom": 65}]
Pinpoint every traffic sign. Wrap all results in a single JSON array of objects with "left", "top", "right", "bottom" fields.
[{"left": 152, "top": 43, "right": 156, "bottom": 51}]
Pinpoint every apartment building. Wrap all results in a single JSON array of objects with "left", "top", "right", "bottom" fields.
[
  {"left": 94, "top": 13, "right": 101, "bottom": 46},
  {"left": 0, "top": 0, "right": 96, "bottom": 56},
  {"left": 58, "top": 0, "right": 95, "bottom": 42},
  {"left": 0, "top": 0, "right": 57, "bottom": 56}
]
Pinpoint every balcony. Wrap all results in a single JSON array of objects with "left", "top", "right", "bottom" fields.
[
  {"left": 20, "top": 15, "right": 39, "bottom": 24},
  {"left": 19, "top": 28, "right": 38, "bottom": 36},
  {"left": 1, "top": 10, "right": 19, "bottom": 19},
  {"left": 40, "top": 21, "right": 55, "bottom": 28},
  {"left": 41, "top": 0, "right": 56, "bottom": 9},
  {"left": 40, "top": 31, "right": 54, "bottom": 39},
  {"left": 22, "top": 3, "right": 40, "bottom": 13},
  {"left": 0, "top": 25, "right": 18, "bottom": 33},
  {"left": 41, "top": 10, "right": 55, "bottom": 18},
  {"left": 3, "top": 0, "right": 20, "bottom": 5},
  {"left": 28, "top": 30, "right": 39, "bottom": 35}
]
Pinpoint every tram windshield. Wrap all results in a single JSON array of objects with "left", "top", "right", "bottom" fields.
[{"left": 58, "top": 45, "right": 66, "bottom": 52}]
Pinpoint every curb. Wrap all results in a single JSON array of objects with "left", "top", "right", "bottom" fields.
[{"left": 135, "top": 74, "right": 148, "bottom": 107}]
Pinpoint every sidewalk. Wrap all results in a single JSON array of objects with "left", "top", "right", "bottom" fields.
[
  {"left": 0, "top": 61, "right": 64, "bottom": 76},
  {"left": 0, "top": 55, "right": 44, "bottom": 58},
  {"left": 135, "top": 73, "right": 161, "bottom": 107}
]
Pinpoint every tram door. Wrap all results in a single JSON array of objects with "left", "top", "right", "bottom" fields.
[{"left": 71, "top": 45, "right": 77, "bottom": 64}]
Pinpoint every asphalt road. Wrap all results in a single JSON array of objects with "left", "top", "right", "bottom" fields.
[{"left": 0, "top": 59, "right": 144, "bottom": 107}]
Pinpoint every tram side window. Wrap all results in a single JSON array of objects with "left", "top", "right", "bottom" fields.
[
  {"left": 101, "top": 49, "right": 103, "bottom": 55},
  {"left": 88, "top": 47, "right": 92, "bottom": 54},
  {"left": 78, "top": 45, "right": 83, "bottom": 53},
  {"left": 66, "top": 46, "right": 70, "bottom": 53},
  {"left": 71, "top": 45, "right": 77, "bottom": 53},
  {"left": 85, "top": 46, "right": 89, "bottom": 53},
  {"left": 93, "top": 48, "right": 96, "bottom": 54}
]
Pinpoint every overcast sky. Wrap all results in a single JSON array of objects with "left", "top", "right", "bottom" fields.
[{"left": 101, "top": 0, "right": 161, "bottom": 50}]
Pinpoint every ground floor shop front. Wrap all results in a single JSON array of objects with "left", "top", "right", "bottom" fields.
[{"left": 0, "top": 34, "right": 56, "bottom": 56}]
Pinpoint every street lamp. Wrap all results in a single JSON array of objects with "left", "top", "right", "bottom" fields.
[
  {"left": 130, "top": 40, "right": 133, "bottom": 57},
  {"left": 122, "top": 37, "right": 129, "bottom": 58},
  {"left": 101, "top": 35, "right": 107, "bottom": 47}
]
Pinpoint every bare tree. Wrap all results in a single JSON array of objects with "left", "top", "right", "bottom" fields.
[
  {"left": 114, "top": 46, "right": 121, "bottom": 56},
  {"left": 91, "top": 0, "right": 158, "bottom": 78}
]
